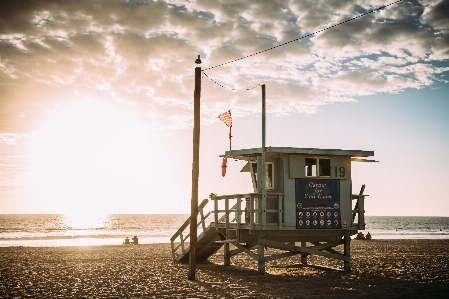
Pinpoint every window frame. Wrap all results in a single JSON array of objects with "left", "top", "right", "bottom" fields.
[
  {"left": 250, "top": 161, "right": 275, "bottom": 190},
  {"left": 304, "top": 156, "right": 331, "bottom": 178}
]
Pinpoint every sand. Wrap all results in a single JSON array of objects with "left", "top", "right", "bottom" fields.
[{"left": 1, "top": 239, "right": 448, "bottom": 298}]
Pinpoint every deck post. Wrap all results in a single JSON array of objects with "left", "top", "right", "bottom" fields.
[
  {"left": 278, "top": 194, "right": 283, "bottom": 230},
  {"left": 344, "top": 235, "right": 351, "bottom": 272},
  {"left": 250, "top": 195, "right": 255, "bottom": 230},
  {"left": 301, "top": 241, "right": 308, "bottom": 265},
  {"left": 214, "top": 196, "right": 218, "bottom": 225},
  {"left": 224, "top": 242, "right": 231, "bottom": 266},
  {"left": 225, "top": 196, "right": 229, "bottom": 229},
  {"left": 261, "top": 84, "right": 267, "bottom": 230},
  {"left": 358, "top": 195, "right": 365, "bottom": 230},
  {"left": 258, "top": 237, "right": 265, "bottom": 274}
]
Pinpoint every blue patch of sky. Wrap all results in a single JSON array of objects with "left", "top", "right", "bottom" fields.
[
  {"left": 198, "top": 50, "right": 207, "bottom": 60},
  {"left": 126, "top": 0, "right": 152, "bottom": 5},
  {"left": 428, "top": 60, "right": 449, "bottom": 70},
  {"left": 198, "top": 11, "right": 214, "bottom": 21},
  {"left": 170, "top": 3, "right": 187, "bottom": 12},
  {"left": 352, "top": 4, "right": 369, "bottom": 15},
  {"left": 221, "top": 40, "right": 233, "bottom": 47},
  {"left": 354, "top": 83, "right": 449, "bottom": 147},
  {"left": 264, "top": 35, "right": 277, "bottom": 42},
  {"left": 425, "top": 69, "right": 449, "bottom": 85},
  {"left": 295, "top": 35, "right": 313, "bottom": 52},
  {"left": 300, "top": 34, "right": 314, "bottom": 43},
  {"left": 287, "top": 16, "right": 297, "bottom": 24}
]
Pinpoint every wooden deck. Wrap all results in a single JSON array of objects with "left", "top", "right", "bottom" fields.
[
  {"left": 170, "top": 198, "right": 223, "bottom": 263},
  {"left": 171, "top": 191, "right": 367, "bottom": 273}
]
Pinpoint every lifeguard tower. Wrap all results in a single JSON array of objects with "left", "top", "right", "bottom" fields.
[{"left": 171, "top": 146, "right": 374, "bottom": 273}]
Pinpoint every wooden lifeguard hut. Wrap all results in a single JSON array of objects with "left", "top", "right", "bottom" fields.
[{"left": 171, "top": 146, "right": 374, "bottom": 273}]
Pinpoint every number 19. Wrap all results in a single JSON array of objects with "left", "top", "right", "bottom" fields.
[{"left": 334, "top": 166, "right": 345, "bottom": 177}]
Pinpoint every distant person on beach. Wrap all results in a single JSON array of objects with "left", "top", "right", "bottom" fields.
[
  {"left": 123, "top": 237, "right": 130, "bottom": 244},
  {"left": 132, "top": 236, "right": 138, "bottom": 245},
  {"left": 355, "top": 232, "right": 365, "bottom": 240},
  {"left": 365, "top": 232, "right": 372, "bottom": 240}
]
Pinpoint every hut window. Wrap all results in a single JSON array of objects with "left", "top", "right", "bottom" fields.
[
  {"left": 305, "top": 157, "right": 330, "bottom": 177},
  {"left": 319, "top": 158, "right": 331, "bottom": 177},
  {"left": 251, "top": 162, "right": 274, "bottom": 189},
  {"left": 251, "top": 162, "right": 257, "bottom": 186},
  {"left": 305, "top": 158, "right": 317, "bottom": 177},
  {"left": 266, "top": 162, "right": 274, "bottom": 189}
]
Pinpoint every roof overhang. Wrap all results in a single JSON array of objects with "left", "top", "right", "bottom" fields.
[{"left": 221, "top": 147, "right": 374, "bottom": 160}]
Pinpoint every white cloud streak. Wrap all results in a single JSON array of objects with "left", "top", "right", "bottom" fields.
[{"left": 0, "top": 0, "right": 448, "bottom": 132}]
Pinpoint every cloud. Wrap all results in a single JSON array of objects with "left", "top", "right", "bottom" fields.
[
  {"left": 0, "top": 0, "right": 448, "bottom": 133},
  {"left": 0, "top": 133, "right": 27, "bottom": 145}
]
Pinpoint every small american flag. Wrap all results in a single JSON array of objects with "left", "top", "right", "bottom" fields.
[{"left": 218, "top": 110, "right": 232, "bottom": 127}]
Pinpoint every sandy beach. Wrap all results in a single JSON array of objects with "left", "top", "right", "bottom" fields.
[{"left": 1, "top": 239, "right": 448, "bottom": 298}]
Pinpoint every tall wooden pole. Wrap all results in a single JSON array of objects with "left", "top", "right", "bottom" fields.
[
  {"left": 261, "top": 84, "right": 266, "bottom": 163},
  {"left": 261, "top": 84, "right": 267, "bottom": 228},
  {"left": 188, "top": 61, "right": 201, "bottom": 280}
]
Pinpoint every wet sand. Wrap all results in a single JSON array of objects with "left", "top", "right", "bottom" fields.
[{"left": 1, "top": 239, "right": 448, "bottom": 298}]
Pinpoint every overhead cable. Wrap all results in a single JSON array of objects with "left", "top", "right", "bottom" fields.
[
  {"left": 203, "top": 0, "right": 403, "bottom": 72},
  {"left": 202, "top": 72, "right": 261, "bottom": 91}
]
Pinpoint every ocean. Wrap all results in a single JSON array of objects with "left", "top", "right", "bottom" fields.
[{"left": 0, "top": 214, "right": 448, "bottom": 247}]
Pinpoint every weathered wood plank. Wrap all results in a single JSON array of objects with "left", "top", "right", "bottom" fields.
[{"left": 260, "top": 239, "right": 349, "bottom": 262}]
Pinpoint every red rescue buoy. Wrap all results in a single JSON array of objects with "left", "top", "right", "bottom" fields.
[{"left": 221, "top": 157, "right": 227, "bottom": 177}]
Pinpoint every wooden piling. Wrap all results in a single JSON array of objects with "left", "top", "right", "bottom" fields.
[{"left": 188, "top": 65, "right": 201, "bottom": 280}]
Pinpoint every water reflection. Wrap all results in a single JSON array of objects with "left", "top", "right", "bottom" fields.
[{"left": 63, "top": 212, "right": 108, "bottom": 230}]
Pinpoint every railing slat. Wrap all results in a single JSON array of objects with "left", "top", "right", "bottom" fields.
[
  {"left": 225, "top": 196, "right": 229, "bottom": 229},
  {"left": 237, "top": 196, "right": 242, "bottom": 225}
]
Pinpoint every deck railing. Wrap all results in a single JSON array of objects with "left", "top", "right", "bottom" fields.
[
  {"left": 170, "top": 198, "right": 211, "bottom": 261},
  {"left": 211, "top": 193, "right": 284, "bottom": 230},
  {"left": 351, "top": 193, "right": 366, "bottom": 230}
]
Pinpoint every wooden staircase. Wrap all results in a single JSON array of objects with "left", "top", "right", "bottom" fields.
[{"left": 170, "top": 199, "right": 223, "bottom": 263}]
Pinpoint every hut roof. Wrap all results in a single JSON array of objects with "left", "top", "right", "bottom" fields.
[{"left": 221, "top": 147, "right": 374, "bottom": 160}]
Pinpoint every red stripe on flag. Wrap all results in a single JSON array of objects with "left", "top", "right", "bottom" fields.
[{"left": 218, "top": 111, "right": 232, "bottom": 127}]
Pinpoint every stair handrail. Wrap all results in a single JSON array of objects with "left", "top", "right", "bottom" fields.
[
  {"left": 352, "top": 184, "right": 368, "bottom": 230},
  {"left": 170, "top": 198, "right": 210, "bottom": 261}
]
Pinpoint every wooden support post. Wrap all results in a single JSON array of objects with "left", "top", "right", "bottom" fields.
[
  {"left": 188, "top": 62, "right": 201, "bottom": 281},
  {"left": 214, "top": 195, "right": 218, "bottom": 225},
  {"left": 261, "top": 84, "right": 267, "bottom": 230},
  {"left": 258, "top": 237, "right": 265, "bottom": 274},
  {"left": 301, "top": 241, "right": 308, "bottom": 265},
  {"left": 224, "top": 242, "right": 231, "bottom": 266},
  {"left": 278, "top": 194, "right": 283, "bottom": 230},
  {"left": 358, "top": 195, "right": 365, "bottom": 230},
  {"left": 225, "top": 196, "right": 229, "bottom": 229},
  {"left": 344, "top": 235, "right": 351, "bottom": 272},
  {"left": 237, "top": 196, "right": 242, "bottom": 225},
  {"left": 250, "top": 195, "right": 255, "bottom": 230}
]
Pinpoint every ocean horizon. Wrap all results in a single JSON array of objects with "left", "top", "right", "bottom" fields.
[{"left": 0, "top": 214, "right": 448, "bottom": 247}]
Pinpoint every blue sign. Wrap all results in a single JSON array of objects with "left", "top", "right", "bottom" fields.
[{"left": 295, "top": 179, "right": 341, "bottom": 229}]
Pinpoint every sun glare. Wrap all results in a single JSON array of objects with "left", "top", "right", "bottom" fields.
[
  {"left": 30, "top": 99, "right": 162, "bottom": 214},
  {"left": 63, "top": 212, "right": 107, "bottom": 230}
]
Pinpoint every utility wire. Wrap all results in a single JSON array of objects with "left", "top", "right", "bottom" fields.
[
  {"left": 202, "top": 72, "right": 261, "bottom": 91},
  {"left": 203, "top": 0, "right": 403, "bottom": 72}
]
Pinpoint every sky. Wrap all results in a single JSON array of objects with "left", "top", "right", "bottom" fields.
[{"left": 0, "top": 0, "right": 448, "bottom": 216}]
